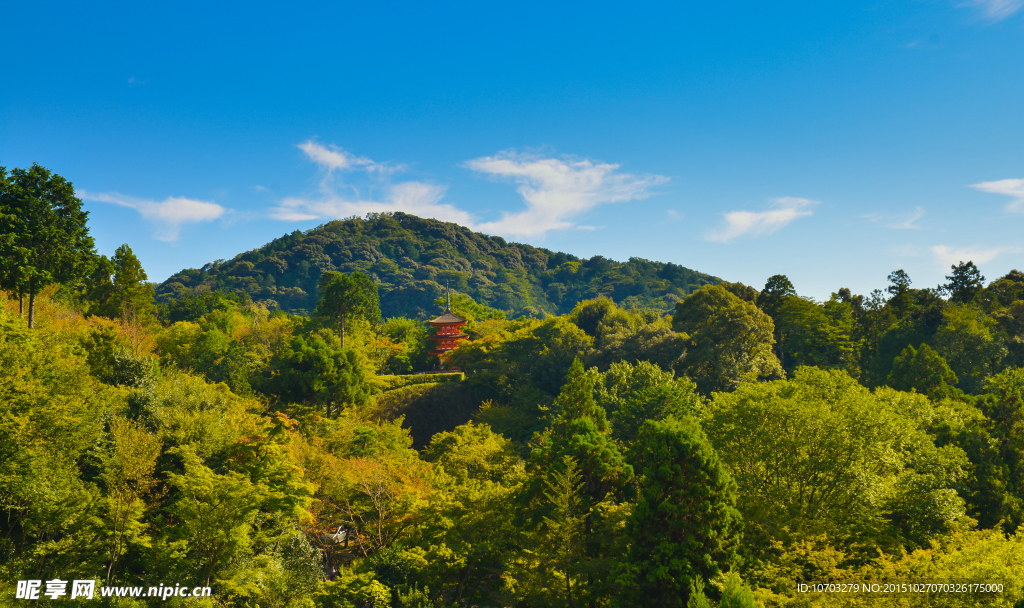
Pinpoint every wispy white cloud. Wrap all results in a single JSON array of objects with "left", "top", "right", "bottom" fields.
[
  {"left": 80, "top": 190, "right": 227, "bottom": 241},
  {"left": 893, "top": 206, "right": 925, "bottom": 229},
  {"left": 971, "top": 178, "right": 1024, "bottom": 213},
  {"left": 656, "top": 209, "right": 685, "bottom": 227},
  {"left": 298, "top": 140, "right": 403, "bottom": 176},
  {"left": 277, "top": 144, "right": 666, "bottom": 236},
  {"left": 274, "top": 142, "right": 469, "bottom": 225},
  {"left": 706, "top": 197, "right": 818, "bottom": 243},
  {"left": 863, "top": 206, "right": 925, "bottom": 229},
  {"left": 465, "top": 151, "right": 668, "bottom": 237},
  {"left": 960, "top": 0, "right": 1024, "bottom": 20},
  {"left": 931, "top": 244, "right": 1016, "bottom": 268},
  {"left": 270, "top": 182, "right": 474, "bottom": 226}
]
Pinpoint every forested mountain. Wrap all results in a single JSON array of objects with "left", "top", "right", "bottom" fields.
[{"left": 156, "top": 212, "right": 720, "bottom": 318}]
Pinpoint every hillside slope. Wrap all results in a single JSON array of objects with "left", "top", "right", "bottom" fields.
[{"left": 156, "top": 212, "right": 720, "bottom": 318}]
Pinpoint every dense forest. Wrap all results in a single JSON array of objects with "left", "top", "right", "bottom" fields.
[
  {"left": 155, "top": 212, "right": 720, "bottom": 319},
  {"left": 3, "top": 164, "right": 1024, "bottom": 607}
]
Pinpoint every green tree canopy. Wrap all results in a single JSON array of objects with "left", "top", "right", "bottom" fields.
[
  {"left": 261, "top": 329, "right": 372, "bottom": 417},
  {"left": 540, "top": 455, "right": 585, "bottom": 608},
  {"left": 672, "top": 285, "right": 783, "bottom": 394},
  {"left": 887, "top": 269, "right": 913, "bottom": 318},
  {"left": 621, "top": 415, "right": 741, "bottom": 608},
  {"left": 979, "top": 368, "right": 1024, "bottom": 532},
  {"left": 415, "top": 422, "right": 525, "bottom": 605},
  {"left": 0, "top": 164, "right": 96, "bottom": 327},
  {"left": 0, "top": 167, "right": 29, "bottom": 313},
  {"left": 530, "top": 358, "right": 632, "bottom": 510},
  {"left": 757, "top": 274, "right": 796, "bottom": 318},
  {"left": 315, "top": 270, "right": 381, "bottom": 348},
  {"left": 772, "top": 294, "right": 860, "bottom": 376},
  {"left": 83, "top": 254, "right": 115, "bottom": 315},
  {"left": 719, "top": 280, "right": 759, "bottom": 303},
  {"left": 887, "top": 343, "right": 961, "bottom": 401},
  {"left": 703, "top": 367, "right": 969, "bottom": 549},
  {"left": 946, "top": 261, "right": 986, "bottom": 304},
  {"left": 99, "top": 243, "right": 156, "bottom": 321},
  {"left": 983, "top": 269, "right": 1024, "bottom": 309},
  {"left": 586, "top": 303, "right": 687, "bottom": 372},
  {"left": 594, "top": 360, "right": 703, "bottom": 448},
  {"left": 934, "top": 304, "right": 1008, "bottom": 394},
  {"left": 570, "top": 296, "right": 617, "bottom": 338}
]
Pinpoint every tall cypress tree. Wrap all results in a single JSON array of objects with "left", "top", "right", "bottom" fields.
[
  {"left": 0, "top": 164, "right": 96, "bottom": 328},
  {"left": 758, "top": 274, "right": 796, "bottom": 364},
  {"left": 0, "top": 166, "right": 29, "bottom": 315},
  {"left": 945, "top": 261, "right": 985, "bottom": 304},
  {"left": 532, "top": 358, "right": 631, "bottom": 508},
  {"left": 623, "top": 416, "right": 741, "bottom": 608},
  {"left": 107, "top": 244, "right": 156, "bottom": 321},
  {"left": 528, "top": 358, "right": 632, "bottom": 606}
]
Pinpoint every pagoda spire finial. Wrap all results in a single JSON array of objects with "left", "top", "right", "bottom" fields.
[{"left": 445, "top": 279, "right": 451, "bottom": 313}]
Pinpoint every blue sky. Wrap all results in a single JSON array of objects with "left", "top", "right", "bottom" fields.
[{"left": 2, "top": 0, "right": 1023, "bottom": 300}]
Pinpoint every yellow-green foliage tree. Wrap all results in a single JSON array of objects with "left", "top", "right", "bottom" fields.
[
  {"left": 414, "top": 422, "right": 525, "bottom": 605},
  {"left": 703, "top": 367, "right": 970, "bottom": 554},
  {"left": 0, "top": 306, "right": 124, "bottom": 581},
  {"left": 0, "top": 292, "right": 323, "bottom": 606},
  {"left": 100, "top": 416, "right": 161, "bottom": 584}
]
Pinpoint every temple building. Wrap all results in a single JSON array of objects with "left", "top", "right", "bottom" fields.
[{"left": 428, "top": 285, "right": 468, "bottom": 367}]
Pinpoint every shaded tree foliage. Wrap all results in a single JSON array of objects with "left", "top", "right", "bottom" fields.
[
  {"left": 620, "top": 416, "right": 741, "bottom": 608},
  {"left": 260, "top": 329, "right": 372, "bottom": 416},
  {"left": 887, "top": 343, "right": 961, "bottom": 401},
  {"left": 672, "top": 285, "right": 783, "bottom": 394}
]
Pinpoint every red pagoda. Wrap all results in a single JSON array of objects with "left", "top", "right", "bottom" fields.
[{"left": 428, "top": 284, "right": 468, "bottom": 366}]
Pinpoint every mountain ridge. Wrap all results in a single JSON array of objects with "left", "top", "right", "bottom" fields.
[{"left": 156, "top": 212, "right": 722, "bottom": 318}]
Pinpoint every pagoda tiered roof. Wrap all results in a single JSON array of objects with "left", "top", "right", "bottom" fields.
[{"left": 428, "top": 311, "right": 467, "bottom": 325}]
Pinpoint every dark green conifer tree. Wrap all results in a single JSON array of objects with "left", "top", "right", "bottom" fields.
[
  {"left": 621, "top": 416, "right": 741, "bottom": 608},
  {"left": 887, "top": 343, "right": 961, "bottom": 400},
  {"left": 102, "top": 244, "right": 156, "bottom": 321},
  {"left": 0, "top": 164, "right": 96, "bottom": 328},
  {"left": 532, "top": 357, "right": 631, "bottom": 508},
  {"left": 887, "top": 269, "right": 913, "bottom": 319},
  {"left": 946, "top": 261, "right": 986, "bottom": 304}
]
